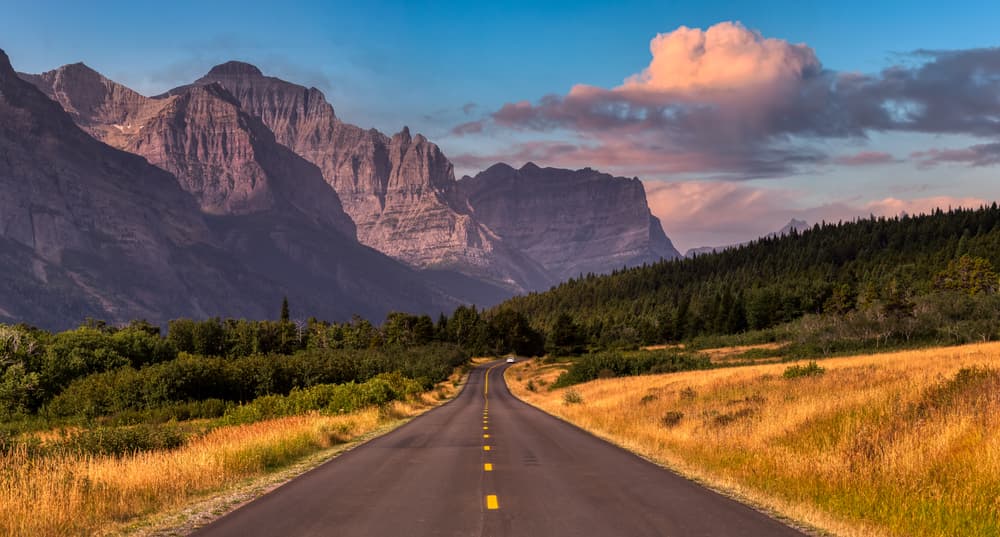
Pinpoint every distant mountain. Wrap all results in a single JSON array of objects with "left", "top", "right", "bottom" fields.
[
  {"left": 7, "top": 51, "right": 474, "bottom": 328},
  {"left": 0, "top": 50, "right": 272, "bottom": 327},
  {"left": 455, "top": 163, "right": 680, "bottom": 281},
  {"left": 10, "top": 52, "right": 684, "bottom": 327},
  {"left": 168, "top": 62, "right": 680, "bottom": 290},
  {"left": 684, "top": 219, "right": 809, "bottom": 258}
]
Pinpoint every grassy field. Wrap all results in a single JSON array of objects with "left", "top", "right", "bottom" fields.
[
  {"left": 0, "top": 375, "right": 464, "bottom": 537},
  {"left": 507, "top": 343, "right": 1000, "bottom": 537}
]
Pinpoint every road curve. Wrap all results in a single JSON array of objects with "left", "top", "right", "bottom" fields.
[{"left": 191, "top": 362, "right": 806, "bottom": 536}]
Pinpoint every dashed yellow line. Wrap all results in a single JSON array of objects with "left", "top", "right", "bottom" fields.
[
  {"left": 483, "top": 426, "right": 488, "bottom": 430},
  {"left": 486, "top": 495, "right": 499, "bottom": 510},
  {"left": 483, "top": 445, "right": 491, "bottom": 451},
  {"left": 484, "top": 463, "right": 493, "bottom": 471},
  {"left": 483, "top": 434, "right": 490, "bottom": 439}
]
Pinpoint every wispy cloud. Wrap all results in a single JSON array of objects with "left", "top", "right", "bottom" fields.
[
  {"left": 643, "top": 179, "right": 988, "bottom": 250},
  {"left": 912, "top": 142, "right": 1000, "bottom": 168},
  {"left": 833, "top": 151, "right": 896, "bottom": 166}
]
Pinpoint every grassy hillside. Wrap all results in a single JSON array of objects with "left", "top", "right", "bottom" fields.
[
  {"left": 499, "top": 205, "right": 1000, "bottom": 349},
  {"left": 507, "top": 343, "right": 1000, "bottom": 537}
]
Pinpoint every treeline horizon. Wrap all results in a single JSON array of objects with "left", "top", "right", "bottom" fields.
[
  {"left": 0, "top": 299, "right": 550, "bottom": 426},
  {"left": 495, "top": 204, "right": 1000, "bottom": 348}
]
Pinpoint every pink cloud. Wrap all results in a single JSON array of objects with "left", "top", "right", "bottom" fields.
[
  {"left": 642, "top": 179, "right": 989, "bottom": 250},
  {"left": 454, "top": 22, "right": 1000, "bottom": 180},
  {"left": 619, "top": 22, "right": 818, "bottom": 97},
  {"left": 452, "top": 139, "right": 824, "bottom": 178},
  {"left": 863, "top": 196, "right": 987, "bottom": 216},
  {"left": 912, "top": 143, "right": 1000, "bottom": 168},
  {"left": 833, "top": 151, "right": 895, "bottom": 166},
  {"left": 451, "top": 120, "right": 484, "bottom": 135}
]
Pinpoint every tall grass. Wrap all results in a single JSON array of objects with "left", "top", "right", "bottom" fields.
[
  {"left": 0, "top": 375, "right": 461, "bottom": 536},
  {"left": 508, "top": 343, "right": 1000, "bottom": 537},
  {"left": 0, "top": 412, "right": 375, "bottom": 536}
]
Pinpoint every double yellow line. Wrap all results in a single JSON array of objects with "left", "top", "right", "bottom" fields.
[{"left": 483, "top": 362, "right": 502, "bottom": 510}]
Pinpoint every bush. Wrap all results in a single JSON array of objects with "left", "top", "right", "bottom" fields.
[
  {"left": 222, "top": 373, "right": 422, "bottom": 425},
  {"left": 563, "top": 389, "right": 583, "bottom": 405},
  {"left": 59, "top": 424, "right": 185, "bottom": 456},
  {"left": 553, "top": 349, "right": 711, "bottom": 387},
  {"left": 783, "top": 361, "right": 825, "bottom": 379},
  {"left": 43, "top": 343, "right": 468, "bottom": 420},
  {"left": 660, "top": 411, "right": 684, "bottom": 427}
]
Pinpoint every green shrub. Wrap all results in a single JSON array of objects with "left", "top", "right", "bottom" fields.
[
  {"left": 553, "top": 349, "right": 711, "bottom": 387},
  {"left": 563, "top": 389, "right": 583, "bottom": 405},
  {"left": 222, "top": 373, "right": 422, "bottom": 425},
  {"left": 783, "top": 361, "right": 826, "bottom": 379},
  {"left": 59, "top": 424, "right": 185, "bottom": 456}
]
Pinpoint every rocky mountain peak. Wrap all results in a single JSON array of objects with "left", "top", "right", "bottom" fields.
[
  {"left": 186, "top": 81, "right": 242, "bottom": 107},
  {"left": 206, "top": 61, "right": 264, "bottom": 78},
  {"left": 483, "top": 162, "right": 516, "bottom": 175},
  {"left": 394, "top": 125, "right": 412, "bottom": 144},
  {"left": 456, "top": 164, "right": 680, "bottom": 281}
]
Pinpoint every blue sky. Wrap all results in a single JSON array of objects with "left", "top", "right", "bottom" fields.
[{"left": 3, "top": 0, "right": 1000, "bottom": 249}]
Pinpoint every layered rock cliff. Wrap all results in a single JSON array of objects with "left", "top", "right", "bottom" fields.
[
  {"left": 455, "top": 163, "right": 680, "bottom": 281},
  {"left": 16, "top": 57, "right": 683, "bottom": 320},
  {"left": 181, "top": 63, "right": 554, "bottom": 291},
  {"left": 177, "top": 62, "right": 680, "bottom": 290},
  {"left": 10, "top": 53, "right": 474, "bottom": 328},
  {"left": 0, "top": 49, "right": 274, "bottom": 327}
]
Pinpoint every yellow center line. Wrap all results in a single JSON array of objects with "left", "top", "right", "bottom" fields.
[
  {"left": 483, "top": 445, "right": 491, "bottom": 451},
  {"left": 486, "top": 495, "right": 499, "bottom": 510},
  {"left": 483, "top": 426, "right": 488, "bottom": 430},
  {"left": 484, "top": 463, "right": 493, "bottom": 471},
  {"left": 483, "top": 434, "right": 489, "bottom": 439}
]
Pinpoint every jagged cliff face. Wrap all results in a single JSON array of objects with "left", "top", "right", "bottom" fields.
[
  {"left": 185, "top": 63, "right": 552, "bottom": 291},
  {"left": 186, "top": 64, "right": 680, "bottom": 288},
  {"left": 456, "top": 163, "right": 681, "bottom": 281},
  {"left": 10, "top": 54, "right": 475, "bottom": 327},
  {"left": 0, "top": 50, "right": 275, "bottom": 327},
  {"left": 21, "top": 63, "right": 168, "bottom": 148},
  {"left": 25, "top": 64, "right": 355, "bottom": 237},
  {"left": 17, "top": 57, "right": 682, "bottom": 314}
]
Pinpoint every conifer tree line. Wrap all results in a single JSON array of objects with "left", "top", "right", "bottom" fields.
[{"left": 496, "top": 205, "right": 1000, "bottom": 348}]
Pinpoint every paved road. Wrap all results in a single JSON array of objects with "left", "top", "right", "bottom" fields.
[{"left": 192, "top": 362, "right": 806, "bottom": 536}]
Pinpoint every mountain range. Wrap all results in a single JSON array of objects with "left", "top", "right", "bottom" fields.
[{"left": 1, "top": 48, "right": 680, "bottom": 328}]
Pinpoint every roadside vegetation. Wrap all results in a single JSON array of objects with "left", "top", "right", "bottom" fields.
[
  {"left": 508, "top": 343, "right": 1000, "bottom": 537},
  {"left": 0, "top": 299, "right": 547, "bottom": 536}
]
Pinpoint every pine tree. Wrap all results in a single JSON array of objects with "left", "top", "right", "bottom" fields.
[{"left": 280, "top": 297, "right": 290, "bottom": 322}]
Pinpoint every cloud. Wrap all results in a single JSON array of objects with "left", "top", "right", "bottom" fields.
[
  {"left": 451, "top": 120, "right": 485, "bottom": 136},
  {"left": 912, "top": 142, "right": 1000, "bottom": 168},
  {"left": 833, "top": 151, "right": 896, "bottom": 166},
  {"left": 619, "top": 22, "right": 819, "bottom": 96},
  {"left": 643, "top": 179, "right": 988, "bottom": 250},
  {"left": 452, "top": 139, "right": 825, "bottom": 178},
  {"left": 462, "top": 102, "right": 477, "bottom": 115},
  {"left": 457, "top": 22, "right": 1000, "bottom": 179}
]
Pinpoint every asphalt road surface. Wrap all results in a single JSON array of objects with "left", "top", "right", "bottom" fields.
[{"left": 192, "top": 362, "right": 807, "bottom": 536}]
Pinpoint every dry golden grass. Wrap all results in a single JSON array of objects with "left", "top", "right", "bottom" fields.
[
  {"left": 0, "top": 372, "right": 465, "bottom": 537},
  {"left": 698, "top": 342, "right": 786, "bottom": 363},
  {"left": 508, "top": 343, "right": 1000, "bottom": 537}
]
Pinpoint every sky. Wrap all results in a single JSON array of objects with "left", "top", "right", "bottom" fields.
[{"left": 3, "top": 0, "right": 1000, "bottom": 251}]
